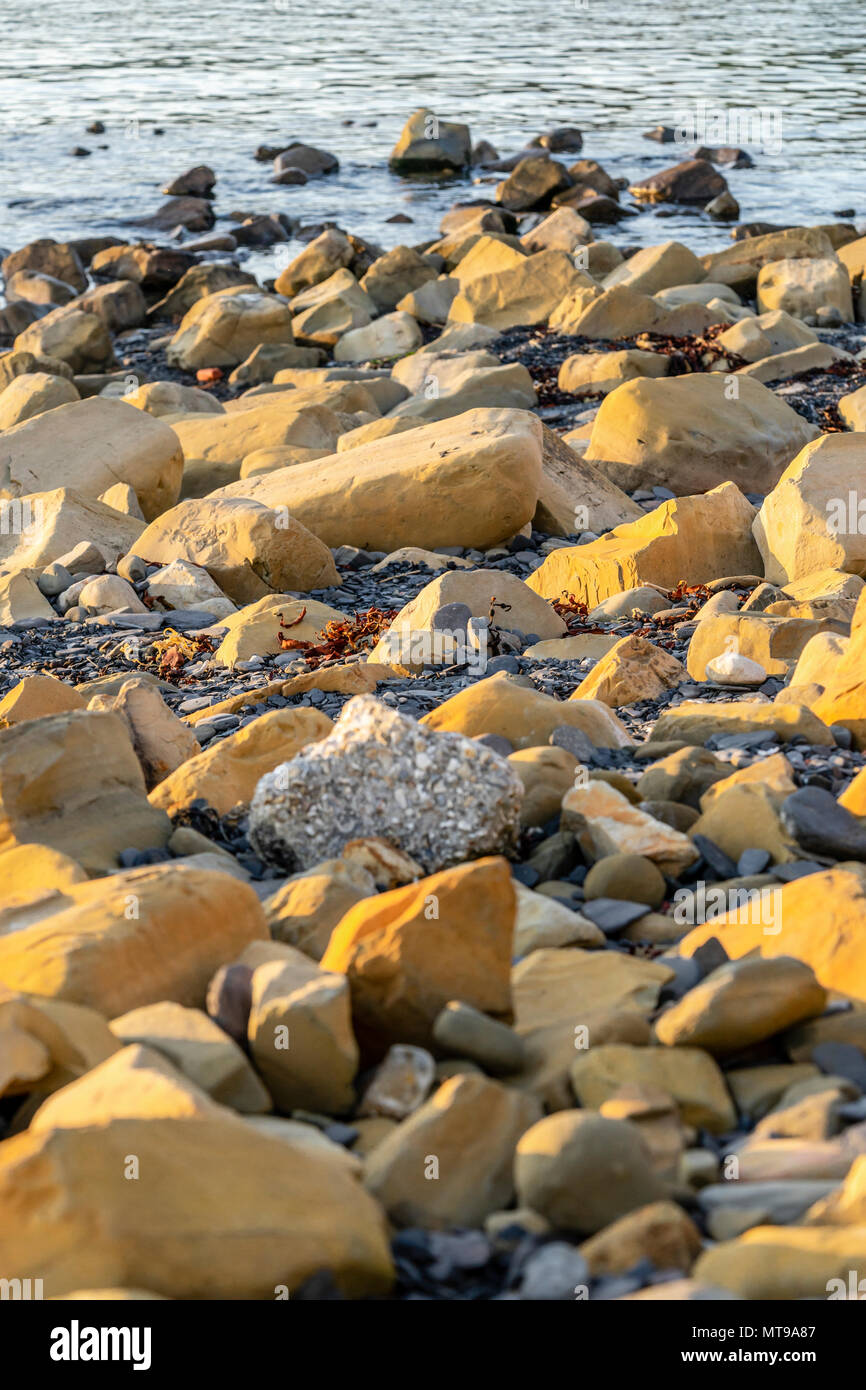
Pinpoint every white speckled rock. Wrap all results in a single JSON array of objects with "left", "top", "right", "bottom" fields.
[{"left": 249, "top": 694, "right": 523, "bottom": 873}]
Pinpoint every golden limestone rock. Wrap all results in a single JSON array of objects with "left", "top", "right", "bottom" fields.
[
  {"left": 528, "top": 484, "right": 760, "bottom": 608},
  {"left": 0, "top": 709, "right": 171, "bottom": 874},
  {"left": 0, "top": 863, "right": 268, "bottom": 1016},
  {"left": 581, "top": 373, "right": 818, "bottom": 497},
  {"left": 678, "top": 864, "right": 866, "bottom": 1003},
  {"left": 321, "top": 858, "right": 515, "bottom": 1054},
  {"left": 149, "top": 707, "right": 333, "bottom": 817},
  {"left": 422, "top": 672, "right": 632, "bottom": 750}
]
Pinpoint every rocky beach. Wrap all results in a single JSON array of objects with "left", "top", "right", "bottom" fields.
[{"left": 2, "top": 86, "right": 866, "bottom": 1319}]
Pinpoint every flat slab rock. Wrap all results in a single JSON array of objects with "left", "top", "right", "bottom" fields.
[{"left": 248, "top": 693, "right": 523, "bottom": 874}]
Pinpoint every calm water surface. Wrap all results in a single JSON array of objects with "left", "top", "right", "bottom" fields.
[{"left": 0, "top": 0, "right": 864, "bottom": 274}]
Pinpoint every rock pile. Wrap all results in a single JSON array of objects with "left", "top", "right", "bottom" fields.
[{"left": 1, "top": 111, "right": 866, "bottom": 1302}]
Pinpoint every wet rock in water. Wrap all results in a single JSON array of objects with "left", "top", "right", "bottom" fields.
[
  {"left": 389, "top": 108, "right": 471, "bottom": 174},
  {"left": 162, "top": 165, "right": 216, "bottom": 198},
  {"left": 642, "top": 125, "right": 678, "bottom": 143},
  {"left": 629, "top": 159, "right": 730, "bottom": 205},
  {"left": 495, "top": 156, "right": 571, "bottom": 211},
  {"left": 249, "top": 694, "right": 523, "bottom": 874},
  {"left": 136, "top": 196, "right": 216, "bottom": 233}
]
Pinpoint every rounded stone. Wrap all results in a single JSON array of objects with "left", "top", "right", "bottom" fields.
[
  {"left": 431, "top": 602, "right": 472, "bottom": 635},
  {"left": 583, "top": 853, "right": 667, "bottom": 908},
  {"left": 432, "top": 1000, "right": 525, "bottom": 1075},
  {"left": 515, "top": 1111, "right": 665, "bottom": 1234},
  {"left": 705, "top": 651, "right": 767, "bottom": 686}
]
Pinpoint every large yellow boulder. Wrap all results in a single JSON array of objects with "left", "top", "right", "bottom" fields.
[
  {"left": 364, "top": 1073, "right": 540, "bottom": 1228},
  {"left": 579, "top": 1201, "right": 702, "bottom": 1277},
  {"left": 87, "top": 678, "right": 201, "bottom": 791},
  {"left": 840, "top": 766, "right": 866, "bottom": 816},
  {"left": 0, "top": 709, "right": 170, "bottom": 874},
  {"left": 562, "top": 781, "right": 699, "bottom": 875},
  {"left": 528, "top": 483, "right": 760, "bottom": 607},
  {"left": 694, "top": 1225, "right": 866, "bottom": 1299},
  {"left": 570, "top": 1043, "right": 735, "bottom": 1132},
  {"left": 534, "top": 423, "right": 642, "bottom": 537},
  {"left": 124, "top": 379, "right": 225, "bottom": 417},
  {"left": 264, "top": 857, "right": 377, "bottom": 959},
  {"left": 654, "top": 955, "right": 826, "bottom": 1055},
  {"left": 291, "top": 267, "right": 374, "bottom": 345},
  {"left": 573, "top": 633, "right": 686, "bottom": 706},
  {"left": 686, "top": 610, "right": 845, "bottom": 681},
  {"left": 0, "top": 370, "right": 79, "bottom": 428},
  {"left": 753, "top": 433, "right": 866, "bottom": 584},
  {"left": 0, "top": 1109, "right": 392, "bottom": 1298},
  {"left": 678, "top": 864, "right": 866, "bottom": 1003},
  {"left": 0, "top": 988, "right": 119, "bottom": 1098},
  {"left": 213, "top": 594, "right": 345, "bottom": 667},
  {"left": 0, "top": 843, "right": 86, "bottom": 910},
  {"left": 169, "top": 398, "right": 346, "bottom": 481},
  {"left": 840, "top": 383, "right": 866, "bottom": 429},
  {"left": 247, "top": 947, "right": 358, "bottom": 1114},
  {"left": 13, "top": 304, "right": 113, "bottom": 372},
  {"left": 602, "top": 239, "right": 706, "bottom": 295},
  {"left": 129, "top": 495, "right": 339, "bottom": 605},
  {"left": 647, "top": 699, "right": 834, "bottom": 747},
  {"left": 321, "top": 858, "right": 515, "bottom": 1053},
  {"left": 700, "top": 226, "right": 837, "bottom": 291},
  {"left": 511, "top": 947, "right": 670, "bottom": 1108},
  {"left": 551, "top": 284, "right": 714, "bottom": 339},
  {"left": 210, "top": 408, "right": 544, "bottom": 552},
  {"left": 110, "top": 1003, "right": 270, "bottom": 1113},
  {"left": 813, "top": 590, "right": 866, "bottom": 745},
  {"left": 557, "top": 348, "right": 670, "bottom": 398},
  {"left": 0, "top": 397, "right": 183, "bottom": 522},
  {"left": 838, "top": 235, "right": 866, "bottom": 320},
  {"left": 508, "top": 745, "right": 579, "bottom": 827},
  {"left": 582, "top": 373, "right": 819, "bottom": 496},
  {"left": 0, "top": 862, "right": 269, "bottom": 1015},
  {"left": 0, "top": 487, "right": 145, "bottom": 572},
  {"left": 274, "top": 229, "right": 353, "bottom": 298},
  {"left": 687, "top": 783, "right": 799, "bottom": 865},
  {"left": 421, "top": 671, "right": 632, "bottom": 749},
  {"left": 756, "top": 256, "right": 853, "bottom": 320},
  {"left": 149, "top": 706, "right": 333, "bottom": 817},
  {"left": 29, "top": 1042, "right": 227, "bottom": 1127},
  {"left": 0, "top": 675, "right": 84, "bottom": 728},
  {"left": 369, "top": 568, "right": 565, "bottom": 672},
  {"left": 448, "top": 249, "right": 591, "bottom": 330},
  {"left": 166, "top": 287, "right": 295, "bottom": 370}
]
